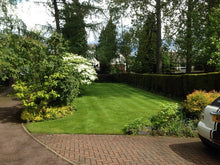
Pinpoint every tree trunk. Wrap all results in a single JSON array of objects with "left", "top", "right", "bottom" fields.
[
  {"left": 186, "top": 0, "right": 193, "bottom": 73},
  {"left": 156, "top": 0, "right": 162, "bottom": 74},
  {"left": 52, "top": 0, "right": 61, "bottom": 34}
]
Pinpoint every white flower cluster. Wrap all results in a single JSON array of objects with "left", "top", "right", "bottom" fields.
[{"left": 64, "top": 53, "right": 97, "bottom": 85}]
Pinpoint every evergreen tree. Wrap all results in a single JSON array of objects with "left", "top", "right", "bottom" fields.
[
  {"left": 62, "top": 0, "right": 88, "bottom": 56},
  {"left": 118, "top": 30, "right": 132, "bottom": 72},
  {"left": 136, "top": 13, "right": 157, "bottom": 73},
  {"left": 96, "top": 18, "right": 117, "bottom": 73}
]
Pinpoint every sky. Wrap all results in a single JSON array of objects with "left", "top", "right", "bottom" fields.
[
  {"left": 15, "top": 0, "right": 132, "bottom": 43},
  {"left": 15, "top": 0, "right": 54, "bottom": 31}
]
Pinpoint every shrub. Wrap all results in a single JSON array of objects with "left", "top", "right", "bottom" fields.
[
  {"left": 184, "top": 90, "right": 220, "bottom": 118},
  {"left": 21, "top": 106, "right": 74, "bottom": 122},
  {"left": 151, "top": 104, "right": 179, "bottom": 130},
  {"left": 63, "top": 53, "right": 97, "bottom": 86},
  {"left": 122, "top": 118, "right": 150, "bottom": 135},
  {"left": 150, "top": 104, "right": 198, "bottom": 137}
]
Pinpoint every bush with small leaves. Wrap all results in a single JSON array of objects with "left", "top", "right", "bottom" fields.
[{"left": 184, "top": 90, "right": 220, "bottom": 118}]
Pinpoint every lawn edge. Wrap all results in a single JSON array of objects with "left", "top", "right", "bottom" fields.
[{"left": 21, "top": 123, "right": 77, "bottom": 165}]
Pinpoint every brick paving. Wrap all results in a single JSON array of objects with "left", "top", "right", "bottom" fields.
[{"left": 34, "top": 134, "right": 220, "bottom": 165}]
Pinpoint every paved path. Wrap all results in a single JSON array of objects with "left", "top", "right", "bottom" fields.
[
  {"left": 1, "top": 88, "right": 220, "bottom": 165},
  {"left": 0, "top": 88, "right": 70, "bottom": 165},
  {"left": 34, "top": 134, "right": 220, "bottom": 165}
]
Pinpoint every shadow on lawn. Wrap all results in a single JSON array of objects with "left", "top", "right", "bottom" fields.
[
  {"left": 170, "top": 141, "right": 220, "bottom": 165},
  {"left": 79, "top": 83, "right": 174, "bottom": 102}
]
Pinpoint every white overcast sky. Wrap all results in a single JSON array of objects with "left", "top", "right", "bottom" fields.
[
  {"left": 15, "top": 0, "right": 54, "bottom": 30},
  {"left": 15, "top": 0, "right": 132, "bottom": 43}
]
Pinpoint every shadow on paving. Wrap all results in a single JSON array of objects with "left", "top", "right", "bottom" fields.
[
  {"left": 170, "top": 141, "right": 220, "bottom": 165},
  {"left": 0, "top": 106, "right": 23, "bottom": 124},
  {"left": 0, "top": 88, "right": 71, "bottom": 165}
]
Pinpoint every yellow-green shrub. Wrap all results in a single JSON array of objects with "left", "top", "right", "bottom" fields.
[
  {"left": 21, "top": 106, "right": 74, "bottom": 122},
  {"left": 184, "top": 90, "right": 220, "bottom": 117}
]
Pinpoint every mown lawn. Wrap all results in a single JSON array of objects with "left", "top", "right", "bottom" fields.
[{"left": 26, "top": 83, "right": 178, "bottom": 134}]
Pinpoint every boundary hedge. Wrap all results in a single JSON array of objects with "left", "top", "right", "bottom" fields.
[{"left": 97, "top": 72, "right": 220, "bottom": 98}]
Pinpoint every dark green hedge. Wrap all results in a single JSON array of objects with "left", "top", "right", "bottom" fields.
[{"left": 98, "top": 72, "right": 220, "bottom": 98}]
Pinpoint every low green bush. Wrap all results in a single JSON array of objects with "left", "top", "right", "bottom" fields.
[
  {"left": 123, "top": 104, "right": 198, "bottom": 137},
  {"left": 150, "top": 104, "right": 198, "bottom": 137},
  {"left": 122, "top": 117, "right": 150, "bottom": 135}
]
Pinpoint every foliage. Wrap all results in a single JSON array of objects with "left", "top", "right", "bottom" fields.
[
  {"left": 96, "top": 18, "right": 117, "bottom": 73},
  {"left": 63, "top": 53, "right": 98, "bottom": 85},
  {"left": 21, "top": 106, "right": 74, "bottom": 122},
  {"left": 0, "top": 31, "right": 82, "bottom": 122},
  {"left": 122, "top": 118, "right": 150, "bottom": 135},
  {"left": 184, "top": 90, "right": 220, "bottom": 117},
  {"left": 118, "top": 29, "right": 132, "bottom": 72},
  {"left": 150, "top": 104, "right": 198, "bottom": 137},
  {"left": 199, "top": 4, "right": 220, "bottom": 71},
  {"left": 151, "top": 104, "right": 179, "bottom": 130},
  {"left": 62, "top": 0, "right": 88, "bottom": 56},
  {"left": 136, "top": 13, "right": 157, "bottom": 73},
  {"left": 0, "top": 32, "right": 47, "bottom": 82},
  {"left": 0, "top": 0, "right": 27, "bottom": 34}
]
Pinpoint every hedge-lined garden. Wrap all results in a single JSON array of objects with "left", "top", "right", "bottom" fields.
[{"left": 98, "top": 72, "right": 220, "bottom": 98}]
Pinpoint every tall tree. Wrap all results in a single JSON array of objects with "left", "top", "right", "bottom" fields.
[
  {"left": 48, "top": 0, "right": 103, "bottom": 57},
  {"left": 174, "top": 0, "right": 214, "bottom": 73},
  {"left": 110, "top": 0, "right": 176, "bottom": 74},
  {"left": 156, "top": 0, "right": 162, "bottom": 73},
  {"left": 198, "top": 1, "right": 220, "bottom": 72},
  {"left": 52, "top": 0, "right": 61, "bottom": 34},
  {"left": 185, "top": 0, "right": 193, "bottom": 73},
  {"left": 136, "top": 13, "right": 157, "bottom": 73},
  {"left": 62, "top": 0, "right": 88, "bottom": 56},
  {"left": 118, "top": 30, "right": 132, "bottom": 72},
  {"left": 96, "top": 18, "right": 117, "bottom": 73}
]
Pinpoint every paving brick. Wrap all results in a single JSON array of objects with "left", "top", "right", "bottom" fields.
[{"left": 33, "top": 134, "right": 220, "bottom": 165}]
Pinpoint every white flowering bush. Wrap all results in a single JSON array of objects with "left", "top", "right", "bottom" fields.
[{"left": 64, "top": 53, "right": 97, "bottom": 85}]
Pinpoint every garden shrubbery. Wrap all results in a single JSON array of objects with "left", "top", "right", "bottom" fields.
[
  {"left": 123, "top": 89, "right": 220, "bottom": 137},
  {"left": 184, "top": 90, "right": 220, "bottom": 118},
  {"left": 0, "top": 32, "right": 97, "bottom": 122},
  {"left": 122, "top": 117, "right": 150, "bottom": 135},
  {"left": 150, "top": 104, "right": 198, "bottom": 137},
  {"left": 123, "top": 103, "right": 198, "bottom": 137},
  {"left": 21, "top": 106, "right": 74, "bottom": 122}
]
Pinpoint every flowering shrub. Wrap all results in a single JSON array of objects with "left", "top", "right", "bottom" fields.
[
  {"left": 64, "top": 53, "right": 97, "bottom": 86},
  {"left": 184, "top": 90, "right": 220, "bottom": 117}
]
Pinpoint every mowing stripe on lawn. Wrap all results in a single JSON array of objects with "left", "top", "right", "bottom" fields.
[{"left": 26, "top": 83, "right": 178, "bottom": 134}]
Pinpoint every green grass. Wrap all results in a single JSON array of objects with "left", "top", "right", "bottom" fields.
[{"left": 26, "top": 83, "right": 178, "bottom": 134}]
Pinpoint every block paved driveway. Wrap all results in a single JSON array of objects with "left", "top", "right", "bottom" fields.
[
  {"left": 1, "top": 88, "right": 220, "bottom": 165},
  {"left": 34, "top": 134, "right": 220, "bottom": 165}
]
